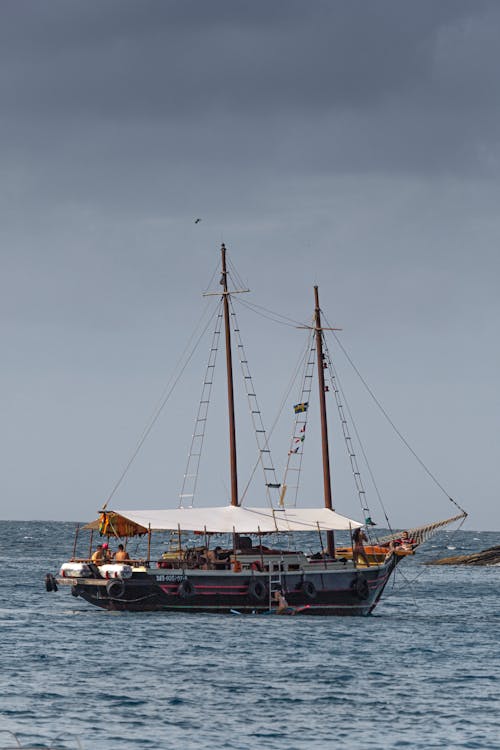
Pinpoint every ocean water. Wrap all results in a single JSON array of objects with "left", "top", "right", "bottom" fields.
[{"left": 0, "top": 522, "right": 499, "bottom": 750}]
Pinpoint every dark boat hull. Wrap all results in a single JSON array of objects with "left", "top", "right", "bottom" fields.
[{"left": 63, "top": 556, "right": 398, "bottom": 616}]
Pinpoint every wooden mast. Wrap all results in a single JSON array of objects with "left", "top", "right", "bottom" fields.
[
  {"left": 314, "top": 285, "right": 335, "bottom": 558},
  {"left": 221, "top": 244, "right": 239, "bottom": 507}
]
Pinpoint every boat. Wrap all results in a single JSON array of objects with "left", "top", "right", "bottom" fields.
[{"left": 47, "top": 243, "right": 466, "bottom": 615}]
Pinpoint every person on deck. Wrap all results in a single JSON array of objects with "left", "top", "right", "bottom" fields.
[
  {"left": 101, "top": 542, "right": 111, "bottom": 562},
  {"left": 91, "top": 544, "right": 105, "bottom": 565},
  {"left": 114, "top": 543, "right": 130, "bottom": 562},
  {"left": 352, "top": 527, "right": 370, "bottom": 567},
  {"left": 205, "top": 548, "right": 221, "bottom": 569},
  {"left": 213, "top": 546, "right": 230, "bottom": 570},
  {"left": 393, "top": 530, "right": 415, "bottom": 551}
]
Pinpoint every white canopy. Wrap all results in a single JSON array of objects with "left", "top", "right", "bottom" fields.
[{"left": 113, "top": 505, "right": 362, "bottom": 534}]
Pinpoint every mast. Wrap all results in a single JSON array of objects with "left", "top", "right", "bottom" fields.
[
  {"left": 221, "top": 244, "right": 239, "bottom": 507},
  {"left": 314, "top": 285, "right": 335, "bottom": 558}
]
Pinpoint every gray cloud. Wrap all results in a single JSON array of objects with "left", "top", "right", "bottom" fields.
[
  {"left": 0, "top": 2, "right": 486, "bottom": 115},
  {"left": 1, "top": 1, "right": 499, "bottom": 182}
]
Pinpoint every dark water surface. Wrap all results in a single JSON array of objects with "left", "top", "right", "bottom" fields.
[{"left": 0, "top": 522, "right": 499, "bottom": 749}]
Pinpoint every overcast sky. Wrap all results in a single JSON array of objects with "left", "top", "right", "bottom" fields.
[{"left": 0, "top": 1, "right": 498, "bottom": 530}]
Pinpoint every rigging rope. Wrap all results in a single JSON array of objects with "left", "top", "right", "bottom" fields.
[
  {"left": 102, "top": 302, "right": 221, "bottom": 510},
  {"left": 323, "top": 318, "right": 466, "bottom": 516},
  {"left": 323, "top": 339, "right": 393, "bottom": 534},
  {"left": 203, "top": 258, "right": 223, "bottom": 295},
  {"left": 234, "top": 296, "right": 306, "bottom": 328},
  {"left": 378, "top": 512, "right": 467, "bottom": 546},
  {"left": 229, "top": 298, "right": 280, "bottom": 508},
  {"left": 179, "top": 300, "right": 224, "bottom": 507},
  {"left": 383, "top": 513, "right": 467, "bottom": 599},
  {"left": 226, "top": 255, "right": 249, "bottom": 293},
  {"left": 234, "top": 295, "right": 466, "bottom": 523},
  {"left": 239, "top": 330, "right": 312, "bottom": 504},
  {"left": 282, "top": 326, "right": 316, "bottom": 507},
  {"left": 322, "top": 337, "right": 378, "bottom": 533}
]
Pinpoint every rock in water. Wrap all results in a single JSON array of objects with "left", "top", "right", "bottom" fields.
[{"left": 428, "top": 546, "right": 500, "bottom": 566}]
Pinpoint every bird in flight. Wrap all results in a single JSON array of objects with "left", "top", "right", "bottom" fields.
[{"left": 194, "top": 218, "right": 201, "bottom": 224}]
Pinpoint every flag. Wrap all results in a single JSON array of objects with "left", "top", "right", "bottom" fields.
[
  {"left": 294, "top": 402, "right": 309, "bottom": 414},
  {"left": 99, "top": 512, "right": 110, "bottom": 536},
  {"left": 295, "top": 435, "right": 305, "bottom": 443},
  {"left": 300, "top": 425, "right": 306, "bottom": 433},
  {"left": 288, "top": 446, "right": 300, "bottom": 455}
]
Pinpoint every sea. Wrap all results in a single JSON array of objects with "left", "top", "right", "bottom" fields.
[{"left": 0, "top": 522, "right": 499, "bottom": 750}]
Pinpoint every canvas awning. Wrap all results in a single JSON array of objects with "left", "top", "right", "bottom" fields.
[
  {"left": 86, "top": 505, "right": 362, "bottom": 536},
  {"left": 83, "top": 512, "right": 148, "bottom": 537}
]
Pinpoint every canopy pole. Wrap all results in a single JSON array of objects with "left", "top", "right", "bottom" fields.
[
  {"left": 232, "top": 525, "right": 241, "bottom": 572},
  {"left": 221, "top": 244, "right": 239, "bottom": 507},
  {"left": 177, "top": 524, "right": 182, "bottom": 557},
  {"left": 72, "top": 523, "right": 80, "bottom": 560},
  {"left": 147, "top": 523, "right": 151, "bottom": 565},
  {"left": 88, "top": 529, "right": 94, "bottom": 559},
  {"left": 317, "top": 522, "right": 328, "bottom": 570},
  {"left": 314, "top": 285, "right": 335, "bottom": 558},
  {"left": 258, "top": 526, "right": 264, "bottom": 571},
  {"left": 349, "top": 522, "right": 356, "bottom": 569}
]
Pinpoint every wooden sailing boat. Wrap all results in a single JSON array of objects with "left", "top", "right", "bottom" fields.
[{"left": 48, "top": 244, "right": 466, "bottom": 615}]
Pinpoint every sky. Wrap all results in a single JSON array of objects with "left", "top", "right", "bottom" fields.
[{"left": 0, "top": 0, "right": 498, "bottom": 530}]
